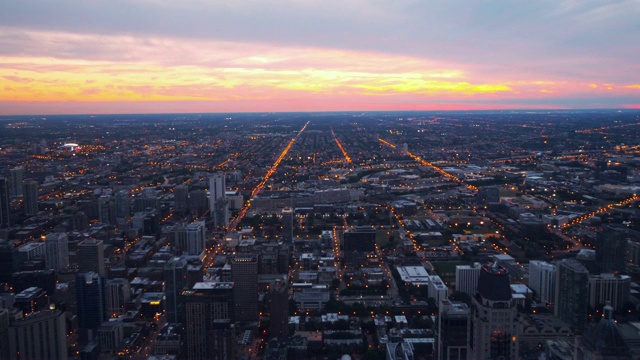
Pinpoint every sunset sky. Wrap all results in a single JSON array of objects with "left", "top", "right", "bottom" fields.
[{"left": 1, "top": 0, "right": 639, "bottom": 114}]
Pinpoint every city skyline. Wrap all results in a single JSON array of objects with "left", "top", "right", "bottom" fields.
[{"left": 1, "top": 0, "right": 639, "bottom": 115}]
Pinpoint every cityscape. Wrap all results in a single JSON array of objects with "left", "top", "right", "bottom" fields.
[{"left": 0, "top": 110, "right": 640, "bottom": 359}]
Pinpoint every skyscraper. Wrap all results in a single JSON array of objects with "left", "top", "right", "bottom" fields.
[
  {"left": 186, "top": 221, "right": 206, "bottom": 255},
  {"left": 437, "top": 299, "right": 469, "bottom": 360},
  {"left": 469, "top": 263, "right": 519, "bottom": 360},
  {"left": 7, "top": 309, "right": 67, "bottom": 360},
  {"left": 106, "top": 278, "right": 130, "bottom": 317},
  {"left": 45, "top": 232, "right": 69, "bottom": 271},
  {"left": 22, "top": 180, "right": 38, "bottom": 216},
  {"left": 0, "top": 241, "right": 18, "bottom": 283},
  {"left": 164, "top": 256, "right": 188, "bottom": 324},
  {"left": 529, "top": 260, "right": 556, "bottom": 304},
  {"left": 76, "top": 272, "right": 106, "bottom": 341},
  {"left": 232, "top": 255, "right": 258, "bottom": 322},
  {"left": 78, "top": 239, "right": 105, "bottom": 276},
  {"left": 554, "top": 259, "right": 589, "bottom": 333},
  {"left": 174, "top": 184, "right": 189, "bottom": 214},
  {"left": 209, "top": 173, "right": 229, "bottom": 228},
  {"left": 0, "top": 178, "right": 10, "bottom": 228},
  {"left": 588, "top": 273, "right": 631, "bottom": 311},
  {"left": 269, "top": 279, "right": 289, "bottom": 339},
  {"left": 281, "top": 207, "right": 294, "bottom": 242},
  {"left": 595, "top": 228, "right": 627, "bottom": 274},
  {"left": 9, "top": 166, "right": 24, "bottom": 197},
  {"left": 455, "top": 262, "right": 481, "bottom": 297},
  {"left": 181, "top": 282, "right": 234, "bottom": 359}
]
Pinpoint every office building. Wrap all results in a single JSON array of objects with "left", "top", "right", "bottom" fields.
[
  {"left": 22, "top": 180, "right": 38, "bottom": 216},
  {"left": 596, "top": 229, "right": 627, "bottom": 274},
  {"left": 209, "top": 173, "right": 229, "bottom": 228},
  {"left": 186, "top": 221, "right": 206, "bottom": 255},
  {"left": 554, "top": 259, "right": 589, "bottom": 333},
  {"left": 429, "top": 275, "right": 448, "bottom": 303},
  {"left": 232, "top": 255, "right": 258, "bottom": 322},
  {"left": 106, "top": 278, "right": 130, "bottom": 317},
  {"left": 470, "top": 263, "right": 519, "bottom": 360},
  {"left": 269, "top": 279, "right": 289, "bottom": 339},
  {"left": 7, "top": 309, "right": 67, "bottom": 360},
  {"left": 10, "top": 166, "right": 24, "bottom": 197},
  {"left": 181, "top": 282, "right": 234, "bottom": 359},
  {"left": 437, "top": 299, "right": 469, "bottom": 360},
  {"left": 588, "top": 273, "right": 631, "bottom": 310},
  {"left": 78, "top": 239, "right": 105, "bottom": 276},
  {"left": 281, "top": 207, "right": 294, "bottom": 242},
  {"left": 455, "top": 262, "right": 481, "bottom": 297},
  {"left": 0, "top": 178, "right": 10, "bottom": 228},
  {"left": 76, "top": 272, "right": 106, "bottom": 341},
  {"left": 114, "top": 190, "right": 131, "bottom": 222},
  {"left": 164, "top": 257, "right": 188, "bottom": 323},
  {"left": 529, "top": 260, "right": 556, "bottom": 304},
  {"left": 343, "top": 228, "right": 376, "bottom": 253},
  {"left": 15, "top": 287, "right": 48, "bottom": 316},
  {"left": 174, "top": 184, "right": 189, "bottom": 214},
  {"left": 0, "top": 241, "right": 18, "bottom": 283},
  {"left": 45, "top": 232, "right": 69, "bottom": 271}
]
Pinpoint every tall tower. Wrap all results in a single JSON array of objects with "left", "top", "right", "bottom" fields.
[
  {"left": 45, "top": 232, "right": 69, "bottom": 271},
  {"left": 281, "top": 207, "right": 294, "bottom": 243},
  {"left": 595, "top": 229, "right": 627, "bottom": 273},
  {"left": 164, "top": 256, "right": 188, "bottom": 324},
  {"left": 529, "top": 260, "right": 556, "bottom": 305},
  {"left": 437, "top": 299, "right": 469, "bottom": 360},
  {"left": 76, "top": 272, "right": 106, "bottom": 341},
  {"left": 269, "top": 279, "right": 289, "bottom": 339},
  {"left": 0, "top": 178, "right": 10, "bottom": 228},
  {"left": 9, "top": 166, "right": 24, "bottom": 197},
  {"left": 186, "top": 221, "right": 206, "bottom": 255},
  {"left": 106, "top": 278, "right": 130, "bottom": 317},
  {"left": 78, "top": 239, "right": 105, "bottom": 276},
  {"left": 174, "top": 184, "right": 189, "bottom": 215},
  {"left": 231, "top": 255, "right": 258, "bottom": 322},
  {"left": 209, "top": 173, "right": 229, "bottom": 228},
  {"left": 0, "top": 241, "right": 18, "bottom": 283},
  {"left": 554, "top": 259, "right": 589, "bottom": 333},
  {"left": 469, "top": 263, "right": 519, "bottom": 360},
  {"left": 181, "top": 282, "right": 234, "bottom": 359},
  {"left": 22, "top": 180, "right": 38, "bottom": 216}
]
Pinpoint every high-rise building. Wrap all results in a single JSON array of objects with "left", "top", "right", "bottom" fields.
[
  {"left": 281, "top": 207, "right": 294, "bottom": 242},
  {"left": 189, "top": 189, "right": 208, "bottom": 216},
  {"left": 554, "top": 259, "right": 589, "bottom": 333},
  {"left": 455, "top": 262, "right": 481, "bottom": 296},
  {"left": 22, "top": 180, "right": 38, "bottom": 216},
  {"left": 588, "top": 273, "right": 631, "bottom": 311},
  {"left": 469, "top": 263, "right": 519, "bottom": 360},
  {"left": 0, "top": 178, "right": 10, "bottom": 228},
  {"left": 269, "top": 279, "right": 289, "bottom": 339},
  {"left": 181, "top": 282, "right": 234, "bottom": 359},
  {"left": 232, "top": 255, "right": 258, "bottom": 322},
  {"left": 209, "top": 173, "right": 229, "bottom": 228},
  {"left": 528, "top": 260, "right": 556, "bottom": 304},
  {"left": 98, "top": 195, "right": 117, "bottom": 225},
  {"left": 106, "top": 278, "right": 130, "bottom": 317},
  {"left": 211, "top": 319, "right": 236, "bottom": 360},
  {"left": 164, "top": 257, "right": 188, "bottom": 323},
  {"left": 9, "top": 166, "right": 24, "bottom": 197},
  {"left": 44, "top": 233, "right": 69, "bottom": 271},
  {"left": 7, "top": 309, "right": 67, "bottom": 360},
  {"left": 437, "top": 299, "right": 469, "bottom": 360},
  {"left": 76, "top": 272, "right": 106, "bottom": 341},
  {"left": 78, "top": 239, "right": 105, "bottom": 276},
  {"left": 0, "top": 241, "right": 18, "bottom": 283},
  {"left": 186, "top": 221, "right": 206, "bottom": 255},
  {"left": 174, "top": 184, "right": 189, "bottom": 214},
  {"left": 596, "top": 229, "right": 627, "bottom": 274},
  {"left": 114, "top": 190, "right": 131, "bottom": 222}
]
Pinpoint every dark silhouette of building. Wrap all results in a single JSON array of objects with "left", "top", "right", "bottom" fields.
[
  {"left": 595, "top": 228, "right": 627, "bottom": 274},
  {"left": 437, "top": 299, "right": 469, "bottom": 360},
  {"left": 555, "top": 259, "right": 589, "bottom": 333},
  {"left": 0, "top": 241, "right": 18, "bottom": 284},
  {"left": 76, "top": 272, "right": 106, "bottom": 341},
  {"left": 22, "top": 180, "right": 38, "bottom": 216},
  {"left": 181, "top": 282, "right": 234, "bottom": 359},
  {"left": 470, "top": 263, "right": 519, "bottom": 359},
  {"left": 478, "top": 186, "right": 500, "bottom": 204},
  {"left": 575, "top": 303, "right": 632, "bottom": 359},
  {"left": 269, "top": 279, "right": 289, "bottom": 339},
  {"left": 7, "top": 309, "right": 67, "bottom": 360},
  {"left": 0, "top": 177, "right": 10, "bottom": 228},
  {"left": 343, "top": 228, "right": 376, "bottom": 253},
  {"left": 281, "top": 207, "right": 294, "bottom": 242},
  {"left": 232, "top": 255, "right": 259, "bottom": 322},
  {"left": 164, "top": 256, "right": 188, "bottom": 323},
  {"left": 78, "top": 239, "right": 105, "bottom": 276}
]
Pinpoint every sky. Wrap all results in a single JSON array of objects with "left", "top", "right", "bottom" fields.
[{"left": 1, "top": 0, "right": 639, "bottom": 115}]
